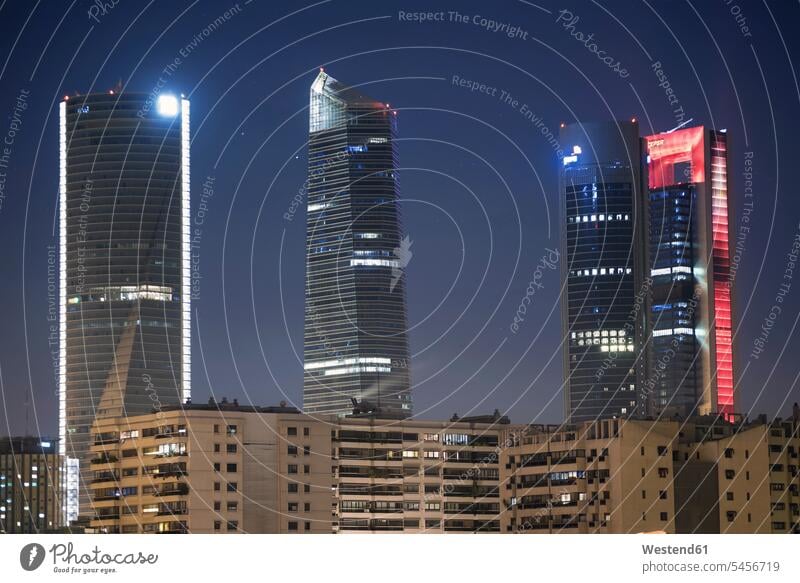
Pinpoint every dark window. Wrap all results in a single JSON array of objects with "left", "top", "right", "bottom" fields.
[
  {"left": 726, "top": 492, "right": 734, "bottom": 501},
  {"left": 213, "top": 463, "right": 220, "bottom": 472},
  {"left": 659, "top": 490, "right": 667, "bottom": 500},
  {"left": 288, "top": 483, "right": 298, "bottom": 493},
  {"left": 214, "top": 501, "right": 220, "bottom": 511},
  {"left": 227, "top": 502, "right": 238, "bottom": 512},
  {"left": 227, "top": 444, "right": 237, "bottom": 454},
  {"left": 303, "top": 427, "right": 310, "bottom": 437},
  {"left": 288, "top": 521, "right": 298, "bottom": 531},
  {"left": 214, "top": 482, "right": 220, "bottom": 491},
  {"left": 213, "top": 425, "right": 219, "bottom": 434},
  {"left": 288, "top": 427, "right": 297, "bottom": 436},
  {"left": 213, "top": 520, "right": 221, "bottom": 530},
  {"left": 305, "top": 522, "right": 311, "bottom": 531},
  {"left": 226, "top": 425, "right": 237, "bottom": 436},
  {"left": 288, "top": 502, "right": 298, "bottom": 512},
  {"left": 304, "top": 445, "right": 311, "bottom": 456},
  {"left": 304, "top": 502, "right": 310, "bottom": 512},
  {"left": 304, "top": 465, "right": 310, "bottom": 474},
  {"left": 227, "top": 520, "right": 238, "bottom": 531},
  {"left": 288, "top": 445, "right": 298, "bottom": 455},
  {"left": 288, "top": 465, "right": 298, "bottom": 474},
  {"left": 227, "top": 482, "right": 238, "bottom": 492},
  {"left": 304, "top": 484, "right": 311, "bottom": 493},
  {"left": 227, "top": 463, "right": 237, "bottom": 473},
  {"left": 725, "top": 469, "right": 735, "bottom": 479},
  {"left": 214, "top": 443, "right": 220, "bottom": 453},
  {"left": 660, "top": 512, "right": 668, "bottom": 521}
]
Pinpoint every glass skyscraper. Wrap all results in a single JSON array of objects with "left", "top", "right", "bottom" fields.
[
  {"left": 560, "top": 121, "right": 647, "bottom": 423},
  {"left": 303, "top": 71, "right": 412, "bottom": 417},
  {"left": 644, "top": 126, "right": 735, "bottom": 419},
  {"left": 59, "top": 91, "right": 191, "bottom": 510}
]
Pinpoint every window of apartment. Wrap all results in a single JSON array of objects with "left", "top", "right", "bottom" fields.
[
  {"left": 214, "top": 482, "right": 221, "bottom": 492},
  {"left": 213, "top": 463, "right": 221, "bottom": 472},
  {"left": 227, "top": 482, "right": 238, "bottom": 492},
  {"left": 425, "top": 519, "right": 441, "bottom": 528},
  {"left": 772, "top": 522, "right": 786, "bottom": 531},
  {"left": 724, "top": 448, "right": 734, "bottom": 458},
  {"left": 304, "top": 503, "right": 310, "bottom": 512},
  {"left": 424, "top": 433, "right": 439, "bottom": 442},
  {"left": 227, "top": 520, "right": 238, "bottom": 531},
  {"left": 660, "top": 512, "right": 668, "bottom": 521},
  {"left": 404, "top": 484, "right": 419, "bottom": 493},
  {"left": 658, "top": 468, "right": 668, "bottom": 478},
  {"left": 288, "top": 427, "right": 297, "bottom": 436},
  {"left": 122, "top": 467, "right": 138, "bottom": 477},
  {"left": 659, "top": 490, "right": 667, "bottom": 500},
  {"left": 657, "top": 446, "right": 668, "bottom": 456},
  {"left": 642, "top": 490, "right": 646, "bottom": 499},
  {"left": 746, "top": 471, "right": 750, "bottom": 480},
  {"left": 423, "top": 450, "right": 440, "bottom": 459},
  {"left": 122, "top": 505, "right": 137, "bottom": 515},
  {"left": 214, "top": 520, "right": 221, "bottom": 531},
  {"left": 305, "top": 522, "right": 311, "bottom": 532},
  {"left": 726, "top": 511, "right": 737, "bottom": 522},
  {"left": 288, "top": 521, "right": 298, "bottom": 531},
  {"left": 227, "top": 463, "right": 237, "bottom": 473},
  {"left": 214, "top": 501, "right": 221, "bottom": 511},
  {"left": 122, "top": 449, "right": 138, "bottom": 458},
  {"left": 227, "top": 444, "right": 237, "bottom": 454},
  {"left": 745, "top": 449, "right": 749, "bottom": 459},
  {"left": 288, "top": 502, "right": 298, "bottom": 512},
  {"left": 288, "top": 445, "right": 298, "bottom": 455},
  {"left": 304, "top": 465, "right": 310, "bottom": 474},
  {"left": 288, "top": 464, "right": 298, "bottom": 474},
  {"left": 214, "top": 443, "right": 220, "bottom": 453},
  {"left": 214, "top": 425, "right": 220, "bottom": 434},
  {"left": 122, "top": 525, "right": 138, "bottom": 533},
  {"left": 726, "top": 492, "right": 734, "bottom": 501},
  {"left": 304, "top": 445, "right": 310, "bottom": 456},
  {"left": 304, "top": 484, "right": 311, "bottom": 493},
  {"left": 402, "top": 450, "right": 418, "bottom": 458},
  {"left": 641, "top": 468, "right": 645, "bottom": 477},
  {"left": 227, "top": 502, "right": 238, "bottom": 512},
  {"left": 640, "top": 446, "right": 645, "bottom": 456},
  {"left": 226, "top": 425, "right": 237, "bottom": 436},
  {"left": 288, "top": 483, "right": 298, "bottom": 493},
  {"left": 424, "top": 502, "right": 440, "bottom": 511},
  {"left": 405, "top": 502, "right": 419, "bottom": 511},
  {"left": 303, "top": 427, "right": 310, "bottom": 437},
  {"left": 725, "top": 469, "right": 735, "bottom": 479}
]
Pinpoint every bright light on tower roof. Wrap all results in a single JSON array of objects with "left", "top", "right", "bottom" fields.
[{"left": 157, "top": 94, "right": 179, "bottom": 116}]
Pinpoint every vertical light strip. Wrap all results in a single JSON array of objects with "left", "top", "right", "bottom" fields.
[
  {"left": 180, "top": 99, "right": 191, "bottom": 402},
  {"left": 710, "top": 131, "right": 734, "bottom": 419},
  {"left": 58, "top": 101, "right": 67, "bottom": 456}
]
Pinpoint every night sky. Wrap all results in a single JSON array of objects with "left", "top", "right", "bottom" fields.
[{"left": 1, "top": 0, "right": 799, "bottom": 438}]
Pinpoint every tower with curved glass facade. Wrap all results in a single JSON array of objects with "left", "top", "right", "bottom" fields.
[
  {"left": 303, "top": 71, "right": 412, "bottom": 417},
  {"left": 560, "top": 121, "right": 647, "bottom": 423},
  {"left": 59, "top": 91, "right": 191, "bottom": 510}
]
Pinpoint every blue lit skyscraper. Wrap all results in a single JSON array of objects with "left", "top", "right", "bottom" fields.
[
  {"left": 560, "top": 121, "right": 647, "bottom": 422},
  {"left": 303, "top": 71, "right": 412, "bottom": 417}
]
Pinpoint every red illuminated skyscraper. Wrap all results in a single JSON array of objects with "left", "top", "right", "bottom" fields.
[{"left": 644, "top": 126, "right": 735, "bottom": 419}]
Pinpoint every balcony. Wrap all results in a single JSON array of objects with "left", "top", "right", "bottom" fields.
[
  {"left": 91, "top": 473, "right": 119, "bottom": 484},
  {"left": 90, "top": 455, "right": 118, "bottom": 465},
  {"left": 155, "top": 484, "right": 189, "bottom": 497}
]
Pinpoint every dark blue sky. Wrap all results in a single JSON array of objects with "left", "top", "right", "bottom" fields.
[{"left": 1, "top": 0, "right": 799, "bottom": 437}]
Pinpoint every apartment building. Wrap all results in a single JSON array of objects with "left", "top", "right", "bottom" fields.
[
  {"left": 332, "top": 412, "right": 513, "bottom": 533},
  {"left": 88, "top": 401, "right": 333, "bottom": 533},
  {"left": 674, "top": 416, "right": 800, "bottom": 533},
  {"left": 0, "top": 437, "right": 67, "bottom": 533},
  {"left": 501, "top": 414, "right": 800, "bottom": 534},
  {"left": 501, "top": 418, "right": 679, "bottom": 533}
]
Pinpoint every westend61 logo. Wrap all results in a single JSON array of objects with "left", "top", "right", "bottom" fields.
[{"left": 19, "top": 542, "right": 158, "bottom": 574}]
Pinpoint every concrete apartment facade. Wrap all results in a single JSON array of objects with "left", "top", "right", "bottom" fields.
[
  {"left": 87, "top": 403, "right": 798, "bottom": 534},
  {"left": 501, "top": 418, "right": 679, "bottom": 533},
  {"left": 501, "top": 416, "right": 800, "bottom": 534},
  {"left": 333, "top": 413, "right": 513, "bottom": 533},
  {"left": 88, "top": 403, "right": 332, "bottom": 533}
]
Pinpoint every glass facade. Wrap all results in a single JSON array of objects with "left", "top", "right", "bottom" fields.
[
  {"left": 59, "top": 92, "right": 190, "bottom": 511},
  {"left": 644, "top": 127, "right": 735, "bottom": 419},
  {"left": 303, "top": 71, "right": 411, "bottom": 417},
  {"left": 560, "top": 121, "right": 646, "bottom": 423}
]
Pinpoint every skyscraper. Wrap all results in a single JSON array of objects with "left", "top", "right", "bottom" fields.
[
  {"left": 560, "top": 121, "right": 647, "bottom": 423},
  {"left": 303, "top": 71, "right": 412, "bottom": 417},
  {"left": 644, "top": 126, "right": 735, "bottom": 419},
  {"left": 59, "top": 91, "right": 191, "bottom": 510}
]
